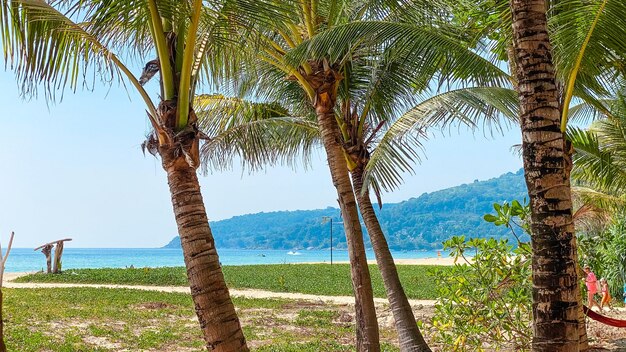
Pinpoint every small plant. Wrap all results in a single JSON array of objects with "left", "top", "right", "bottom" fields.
[
  {"left": 277, "top": 275, "right": 287, "bottom": 291},
  {"left": 432, "top": 201, "right": 532, "bottom": 351}
]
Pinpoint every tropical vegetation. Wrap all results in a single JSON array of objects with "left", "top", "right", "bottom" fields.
[
  {"left": 2, "top": 0, "right": 626, "bottom": 350},
  {"left": 433, "top": 201, "right": 532, "bottom": 351}
]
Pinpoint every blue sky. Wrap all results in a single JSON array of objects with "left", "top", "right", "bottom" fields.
[{"left": 0, "top": 68, "right": 522, "bottom": 248}]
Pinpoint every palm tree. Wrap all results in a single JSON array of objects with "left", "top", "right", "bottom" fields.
[
  {"left": 365, "top": 0, "right": 626, "bottom": 348},
  {"left": 222, "top": 4, "right": 508, "bottom": 349},
  {"left": 322, "top": 36, "right": 507, "bottom": 351},
  {"left": 229, "top": 4, "right": 392, "bottom": 349},
  {"left": 0, "top": 1, "right": 289, "bottom": 350},
  {"left": 476, "top": 0, "right": 580, "bottom": 348}
]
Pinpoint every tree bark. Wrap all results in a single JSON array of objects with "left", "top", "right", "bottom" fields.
[
  {"left": 42, "top": 245, "right": 52, "bottom": 274},
  {"left": 509, "top": 1, "right": 581, "bottom": 350},
  {"left": 309, "top": 68, "right": 381, "bottom": 351},
  {"left": 53, "top": 241, "right": 64, "bottom": 274},
  {"left": 352, "top": 167, "right": 431, "bottom": 352},
  {"left": 162, "top": 150, "right": 248, "bottom": 352}
]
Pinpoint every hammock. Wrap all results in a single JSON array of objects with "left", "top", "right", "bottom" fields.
[{"left": 583, "top": 305, "right": 626, "bottom": 328}]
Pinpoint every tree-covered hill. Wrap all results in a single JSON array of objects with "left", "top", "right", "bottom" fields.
[{"left": 163, "top": 169, "right": 528, "bottom": 250}]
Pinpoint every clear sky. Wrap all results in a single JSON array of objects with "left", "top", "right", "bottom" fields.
[{"left": 0, "top": 68, "right": 523, "bottom": 248}]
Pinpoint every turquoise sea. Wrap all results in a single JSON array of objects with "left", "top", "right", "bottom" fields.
[{"left": 5, "top": 248, "right": 445, "bottom": 273}]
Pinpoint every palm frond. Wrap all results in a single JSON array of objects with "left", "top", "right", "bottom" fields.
[
  {"left": 360, "top": 87, "right": 519, "bottom": 193},
  {"left": 362, "top": 126, "right": 425, "bottom": 193},
  {"left": 570, "top": 125, "right": 626, "bottom": 194},
  {"left": 2, "top": 0, "right": 122, "bottom": 99},
  {"left": 285, "top": 21, "right": 510, "bottom": 87},
  {"left": 392, "top": 87, "right": 518, "bottom": 135},
  {"left": 195, "top": 94, "right": 320, "bottom": 173},
  {"left": 573, "top": 186, "right": 626, "bottom": 216},
  {"left": 551, "top": 0, "right": 626, "bottom": 101}
]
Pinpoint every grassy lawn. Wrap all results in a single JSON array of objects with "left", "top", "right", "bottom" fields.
[
  {"left": 3, "top": 287, "right": 405, "bottom": 351},
  {"left": 15, "top": 264, "right": 450, "bottom": 300}
]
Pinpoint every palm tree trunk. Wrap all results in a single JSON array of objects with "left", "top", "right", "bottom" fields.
[
  {"left": 352, "top": 167, "right": 431, "bottom": 352},
  {"left": 313, "top": 86, "right": 380, "bottom": 352},
  {"left": 510, "top": 0, "right": 580, "bottom": 350},
  {"left": 564, "top": 140, "right": 589, "bottom": 351},
  {"left": 162, "top": 150, "right": 248, "bottom": 352}
]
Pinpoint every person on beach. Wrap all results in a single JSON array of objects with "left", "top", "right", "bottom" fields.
[
  {"left": 584, "top": 265, "right": 600, "bottom": 310},
  {"left": 600, "top": 278, "right": 612, "bottom": 310}
]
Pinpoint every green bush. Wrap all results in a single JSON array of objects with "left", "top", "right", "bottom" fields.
[{"left": 432, "top": 200, "right": 532, "bottom": 351}]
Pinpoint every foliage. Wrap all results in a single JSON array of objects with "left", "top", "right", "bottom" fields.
[
  {"left": 570, "top": 93, "right": 626, "bottom": 298},
  {"left": 569, "top": 94, "right": 626, "bottom": 213},
  {"left": 17, "top": 264, "right": 449, "bottom": 300},
  {"left": 162, "top": 169, "right": 527, "bottom": 250},
  {"left": 432, "top": 201, "right": 532, "bottom": 351},
  {"left": 579, "top": 215, "right": 626, "bottom": 299}
]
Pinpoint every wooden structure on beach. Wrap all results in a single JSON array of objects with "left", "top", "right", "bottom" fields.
[{"left": 34, "top": 238, "right": 71, "bottom": 274}]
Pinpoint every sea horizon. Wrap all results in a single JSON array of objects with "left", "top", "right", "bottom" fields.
[{"left": 6, "top": 248, "right": 448, "bottom": 273}]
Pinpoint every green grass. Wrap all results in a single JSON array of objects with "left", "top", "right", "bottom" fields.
[
  {"left": 3, "top": 286, "right": 403, "bottom": 351},
  {"left": 16, "top": 264, "right": 450, "bottom": 299}
]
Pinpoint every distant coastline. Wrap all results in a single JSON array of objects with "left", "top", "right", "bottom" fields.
[{"left": 163, "top": 169, "right": 528, "bottom": 251}]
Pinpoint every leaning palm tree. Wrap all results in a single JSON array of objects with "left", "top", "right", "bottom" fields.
[
  {"left": 0, "top": 1, "right": 291, "bottom": 350},
  {"left": 293, "top": 28, "right": 509, "bottom": 351},
  {"left": 228, "top": 3, "right": 390, "bottom": 349},
  {"left": 221, "top": 3, "right": 508, "bottom": 349}
]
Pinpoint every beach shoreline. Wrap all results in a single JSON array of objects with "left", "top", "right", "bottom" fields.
[
  {"left": 3, "top": 256, "right": 464, "bottom": 284},
  {"left": 298, "top": 256, "right": 464, "bottom": 266}
]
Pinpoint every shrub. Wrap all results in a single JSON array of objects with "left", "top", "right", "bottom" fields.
[{"left": 432, "top": 200, "right": 532, "bottom": 351}]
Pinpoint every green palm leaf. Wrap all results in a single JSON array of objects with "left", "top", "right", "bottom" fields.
[
  {"left": 362, "top": 87, "right": 519, "bottom": 192},
  {"left": 285, "top": 21, "right": 510, "bottom": 87},
  {"left": 194, "top": 94, "right": 319, "bottom": 173}
]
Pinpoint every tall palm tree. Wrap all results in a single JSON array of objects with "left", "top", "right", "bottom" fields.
[
  {"left": 479, "top": 0, "right": 579, "bottom": 348},
  {"left": 315, "top": 32, "right": 507, "bottom": 351},
  {"left": 0, "top": 1, "right": 288, "bottom": 350},
  {"left": 229, "top": 3, "right": 392, "bottom": 349},
  {"left": 505, "top": 4, "right": 578, "bottom": 347},
  {"left": 221, "top": 4, "right": 508, "bottom": 349},
  {"left": 367, "top": 0, "right": 626, "bottom": 348}
]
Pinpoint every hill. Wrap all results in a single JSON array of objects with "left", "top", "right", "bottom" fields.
[{"left": 163, "top": 169, "right": 528, "bottom": 250}]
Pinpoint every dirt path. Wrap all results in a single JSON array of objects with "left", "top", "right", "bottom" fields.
[{"left": 2, "top": 272, "right": 436, "bottom": 306}]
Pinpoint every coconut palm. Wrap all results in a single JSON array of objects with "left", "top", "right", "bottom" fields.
[
  {"left": 360, "top": 0, "right": 626, "bottom": 348},
  {"left": 509, "top": 2, "right": 579, "bottom": 348},
  {"left": 216, "top": 2, "right": 510, "bottom": 349},
  {"left": 0, "top": 1, "right": 292, "bottom": 350},
  {"left": 309, "top": 37, "right": 508, "bottom": 352}
]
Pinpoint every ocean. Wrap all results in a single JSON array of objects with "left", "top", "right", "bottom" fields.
[{"left": 5, "top": 248, "right": 444, "bottom": 273}]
